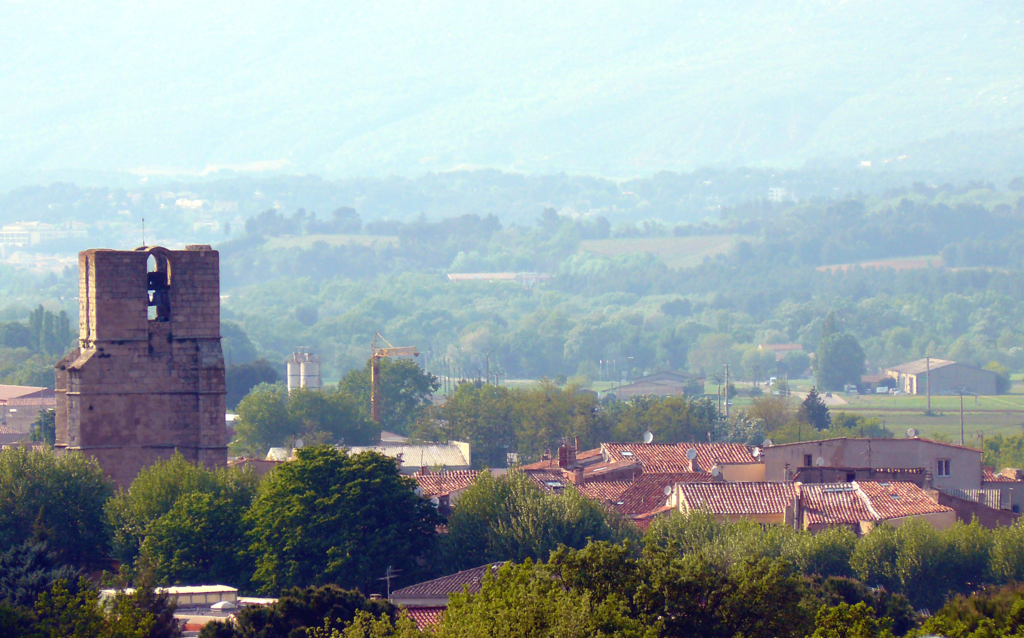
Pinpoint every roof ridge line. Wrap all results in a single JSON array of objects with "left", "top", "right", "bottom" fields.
[{"left": 852, "top": 481, "right": 881, "bottom": 521}]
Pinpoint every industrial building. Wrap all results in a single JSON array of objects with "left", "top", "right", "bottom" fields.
[{"left": 885, "top": 358, "right": 999, "bottom": 396}]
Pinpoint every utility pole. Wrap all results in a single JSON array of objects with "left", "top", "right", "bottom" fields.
[
  {"left": 925, "top": 356, "right": 932, "bottom": 415},
  {"left": 959, "top": 390, "right": 965, "bottom": 446},
  {"left": 724, "top": 364, "right": 730, "bottom": 418}
]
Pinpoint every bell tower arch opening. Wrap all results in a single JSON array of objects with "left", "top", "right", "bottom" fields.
[{"left": 147, "top": 252, "right": 171, "bottom": 322}]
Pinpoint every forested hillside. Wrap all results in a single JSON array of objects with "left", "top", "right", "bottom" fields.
[
  {"left": 1, "top": 0, "right": 1023, "bottom": 181},
  {"left": 210, "top": 179, "right": 1024, "bottom": 384}
]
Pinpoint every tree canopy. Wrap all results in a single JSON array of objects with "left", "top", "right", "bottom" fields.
[{"left": 245, "top": 446, "right": 439, "bottom": 595}]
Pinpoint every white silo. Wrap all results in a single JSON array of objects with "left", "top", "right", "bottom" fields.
[
  {"left": 287, "top": 352, "right": 302, "bottom": 393},
  {"left": 300, "top": 353, "right": 322, "bottom": 390}
]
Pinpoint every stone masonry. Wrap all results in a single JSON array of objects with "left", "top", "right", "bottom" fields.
[{"left": 54, "top": 245, "right": 226, "bottom": 488}]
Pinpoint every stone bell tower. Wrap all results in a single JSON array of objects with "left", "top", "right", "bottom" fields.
[{"left": 54, "top": 245, "right": 226, "bottom": 489}]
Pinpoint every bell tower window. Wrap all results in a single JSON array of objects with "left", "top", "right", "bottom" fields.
[{"left": 147, "top": 254, "right": 171, "bottom": 322}]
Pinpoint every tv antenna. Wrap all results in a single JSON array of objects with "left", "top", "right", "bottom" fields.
[
  {"left": 141, "top": 217, "right": 146, "bottom": 248},
  {"left": 378, "top": 565, "right": 402, "bottom": 598}
]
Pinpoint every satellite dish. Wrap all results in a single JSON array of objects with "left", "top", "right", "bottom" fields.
[
  {"left": 752, "top": 447, "right": 762, "bottom": 458},
  {"left": 686, "top": 448, "right": 698, "bottom": 461},
  {"left": 294, "top": 439, "right": 304, "bottom": 449},
  {"left": 711, "top": 466, "right": 721, "bottom": 477},
  {"left": 663, "top": 485, "right": 672, "bottom": 496},
  {"left": 643, "top": 431, "right": 654, "bottom": 444},
  {"left": 763, "top": 439, "right": 774, "bottom": 448},
  {"left": 907, "top": 428, "right": 918, "bottom": 438},
  {"left": 815, "top": 456, "right": 825, "bottom": 467},
  {"left": 430, "top": 496, "right": 440, "bottom": 507}
]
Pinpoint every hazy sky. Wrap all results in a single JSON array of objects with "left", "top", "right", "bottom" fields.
[{"left": 2, "top": 0, "right": 1022, "bottom": 179}]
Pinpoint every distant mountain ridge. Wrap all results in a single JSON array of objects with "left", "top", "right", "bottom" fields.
[{"left": 1, "top": 0, "right": 1022, "bottom": 179}]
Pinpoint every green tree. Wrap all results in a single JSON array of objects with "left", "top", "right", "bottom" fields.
[
  {"left": 138, "top": 492, "right": 254, "bottom": 589},
  {"left": 990, "top": 522, "right": 1024, "bottom": 584},
  {"left": 225, "top": 359, "right": 279, "bottom": 410},
  {"left": 809, "top": 602, "right": 895, "bottom": 638},
  {"left": 105, "top": 453, "right": 259, "bottom": 573},
  {"left": 245, "top": 447, "right": 439, "bottom": 595},
  {"left": 287, "top": 387, "right": 379, "bottom": 446},
  {"left": 437, "top": 560, "right": 655, "bottom": 638},
  {"left": 230, "top": 383, "right": 297, "bottom": 457},
  {"left": 29, "top": 409, "right": 55, "bottom": 447},
  {"left": 815, "top": 334, "right": 866, "bottom": 391},
  {"left": 798, "top": 388, "right": 832, "bottom": 431},
  {"left": 417, "top": 383, "right": 516, "bottom": 468},
  {"left": 340, "top": 358, "right": 439, "bottom": 435},
  {"left": 308, "top": 610, "right": 425, "bottom": 638},
  {"left": 34, "top": 579, "right": 105, "bottom": 638},
  {"left": 0, "top": 539, "right": 80, "bottom": 608},
  {"left": 0, "top": 448, "right": 112, "bottom": 571},
  {"left": 0, "top": 322, "right": 31, "bottom": 349},
  {"left": 439, "top": 471, "right": 634, "bottom": 573},
  {"left": 216, "top": 586, "right": 396, "bottom": 638}
]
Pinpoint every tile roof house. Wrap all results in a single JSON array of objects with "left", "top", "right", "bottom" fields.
[
  {"left": 390, "top": 563, "right": 504, "bottom": 608},
  {"left": 673, "top": 482, "right": 801, "bottom": 525},
  {"left": 411, "top": 469, "right": 480, "bottom": 514},
  {"left": 801, "top": 482, "right": 955, "bottom": 533},
  {"left": 601, "top": 442, "right": 764, "bottom": 480},
  {"left": 405, "top": 607, "right": 445, "bottom": 630},
  {"left": 672, "top": 480, "right": 955, "bottom": 533}
]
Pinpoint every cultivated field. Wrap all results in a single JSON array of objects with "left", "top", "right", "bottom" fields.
[
  {"left": 265, "top": 234, "right": 399, "bottom": 250},
  {"left": 816, "top": 255, "right": 943, "bottom": 273},
  {"left": 578, "top": 235, "right": 751, "bottom": 270}
]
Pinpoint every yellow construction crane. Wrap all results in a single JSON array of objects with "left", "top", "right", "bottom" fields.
[{"left": 370, "top": 333, "right": 419, "bottom": 423}]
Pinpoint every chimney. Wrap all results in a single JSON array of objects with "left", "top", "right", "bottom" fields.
[
  {"left": 420, "top": 466, "right": 429, "bottom": 475},
  {"left": 571, "top": 466, "right": 585, "bottom": 486},
  {"left": 574, "top": 436, "right": 580, "bottom": 451}
]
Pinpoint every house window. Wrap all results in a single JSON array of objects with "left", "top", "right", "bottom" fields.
[
  {"left": 803, "top": 454, "right": 813, "bottom": 467},
  {"left": 937, "top": 459, "right": 951, "bottom": 477}
]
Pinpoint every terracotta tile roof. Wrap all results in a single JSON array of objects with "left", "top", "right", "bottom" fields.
[
  {"left": 601, "top": 442, "right": 757, "bottom": 473},
  {"left": 631, "top": 505, "right": 675, "bottom": 531},
  {"left": 616, "top": 473, "right": 711, "bottom": 516},
  {"left": 0, "top": 424, "right": 22, "bottom": 435},
  {"left": 983, "top": 468, "right": 1022, "bottom": 483},
  {"left": 577, "top": 481, "right": 632, "bottom": 502},
  {"left": 519, "top": 448, "right": 603, "bottom": 471},
  {"left": 404, "top": 606, "right": 445, "bottom": 629},
  {"left": 523, "top": 470, "right": 573, "bottom": 494},
  {"left": 678, "top": 482, "right": 799, "bottom": 516},
  {"left": 857, "top": 481, "right": 952, "bottom": 520},
  {"left": 412, "top": 470, "right": 480, "bottom": 498},
  {"left": 801, "top": 484, "right": 876, "bottom": 526},
  {"left": 585, "top": 459, "right": 641, "bottom": 479},
  {"left": 390, "top": 563, "right": 503, "bottom": 599}
]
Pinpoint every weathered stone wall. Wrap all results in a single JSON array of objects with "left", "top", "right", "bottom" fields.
[{"left": 55, "top": 245, "right": 226, "bottom": 489}]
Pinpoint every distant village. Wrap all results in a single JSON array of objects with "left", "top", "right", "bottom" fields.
[{"left": 0, "top": 242, "right": 1020, "bottom": 634}]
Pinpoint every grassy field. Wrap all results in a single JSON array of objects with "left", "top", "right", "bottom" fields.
[
  {"left": 264, "top": 234, "right": 399, "bottom": 250},
  {"left": 578, "top": 236, "right": 751, "bottom": 270},
  {"left": 713, "top": 379, "right": 1024, "bottom": 445},
  {"left": 816, "top": 255, "right": 943, "bottom": 273}
]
